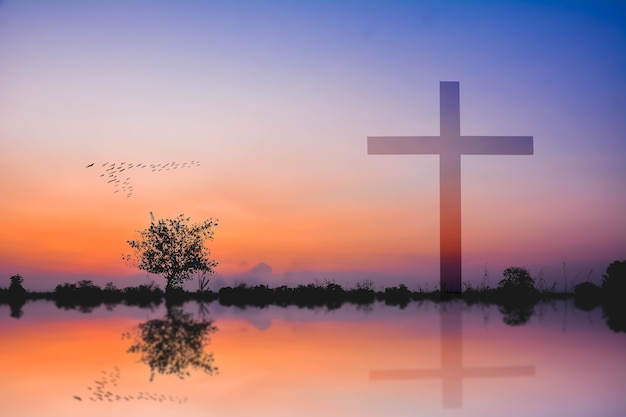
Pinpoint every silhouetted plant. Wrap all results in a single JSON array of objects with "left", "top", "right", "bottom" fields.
[
  {"left": 348, "top": 280, "right": 377, "bottom": 304},
  {"left": 54, "top": 283, "right": 78, "bottom": 309},
  {"left": 77, "top": 280, "right": 102, "bottom": 297},
  {"left": 55, "top": 282, "right": 77, "bottom": 294},
  {"left": 53, "top": 281, "right": 104, "bottom": 312},
  {"left": 9, "top": 274, "right": 27, "bottom": 296},
  {"left": 354, "top": 279, "right": 374, "bottom": 291},
  {"left": 123, "top": 282, "right": 164, "bottom": 307},
  {"left": 197, "top": 272, "right": 211, "bottom": 293},
  {"left": 380, "top": 284, "right": 412, "bottom": 308},
  {"left": 7, "top": 275, "right": 26, "bottom": 319},
  {"left": 497, "top": 267, "right": 536, "bottom": 294},
  {"left": 534, "top": 268, "right": 552, "bottom": 292},
  {"left": 124, "top": 304, "right": 218, "bottom": 381},
  {"left": 601, "top": 260, "right": 626, "bottom": 296},
  {"left": 124, "top": 213, "right": 218, "bottom": 293}
]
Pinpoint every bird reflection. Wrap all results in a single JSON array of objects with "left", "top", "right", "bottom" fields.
[
  {"left": 87, "top": 160, "right": 201, "bottom": 197},
  {"left": 81, "top": 366, "right": 189, "bottom": 404},
  {"left": 123, "top": 302, "right": 218, "bottom": 381}
]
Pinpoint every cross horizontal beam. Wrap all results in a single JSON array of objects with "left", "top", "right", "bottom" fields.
[{"left": 368, "top": 136, "right": 534, "bottom": 155}]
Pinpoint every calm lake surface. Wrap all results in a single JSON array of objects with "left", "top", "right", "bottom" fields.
[{"left": 1, "top": 299, "right": 624, "bottom": 417}]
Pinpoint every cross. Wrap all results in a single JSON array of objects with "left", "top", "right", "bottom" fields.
[
  {"left": 369, "top": 302, "right": 535, "bottom": 408},
  {"left": 368, "top": 82, "right": 533, "bottom": 292}
]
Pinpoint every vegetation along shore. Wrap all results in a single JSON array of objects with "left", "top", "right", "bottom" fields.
[{"left": 1, "top": 260, "right": 624, "bottom": 331}]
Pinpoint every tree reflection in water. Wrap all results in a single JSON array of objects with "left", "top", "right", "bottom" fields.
[
  {"left": 124, "top": 302, "right": 218, "bottom": 381},
  {"left": 9, "top": 298, "right": 26, "bottom": 319},
  {"left": 498, "top": 302, "right": 535, "bottom": 326}
]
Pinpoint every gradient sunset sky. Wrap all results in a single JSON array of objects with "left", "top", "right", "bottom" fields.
[{"left": 1, "top": 0, "right": 624, "bottom": 291}]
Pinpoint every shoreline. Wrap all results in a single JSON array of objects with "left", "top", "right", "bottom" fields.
[{"left": 0, "top": 279, "right": 610, "bottom": 309}]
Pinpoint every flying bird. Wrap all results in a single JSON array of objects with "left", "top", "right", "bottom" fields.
[{"left": 91, "top": 159, "right": 201, "bottom": 197}]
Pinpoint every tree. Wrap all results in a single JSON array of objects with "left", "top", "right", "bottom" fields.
[
  {"left": 497, "top": 267, "right": 536, "bottom": 293},
  {"left": 124, "top": 213, "right": 218, "bottom": 293},
  {"left": 9, "top": 274, "right": 26, "bottom": 296}
]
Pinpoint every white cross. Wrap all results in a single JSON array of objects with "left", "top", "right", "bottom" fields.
[{"left": 368, "top": 82, "right": 533, "bottom": 292}]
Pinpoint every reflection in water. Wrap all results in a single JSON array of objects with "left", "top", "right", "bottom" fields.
[
  {"left": 602, "top": 302, "right": 626, "bottom": 333},
  {"left": 1, "top": 300, "right": 624, "bottom": 416},
  {"left": 498, "top": 302, "right": 535, "bottom": 326},
  {"left": 82, "top": 366, "right": 189, "bottom": 404},
  {"left": 370, "top": 302, "right": 536, "bottom": 408},
  {"left": 88, "top": 366, "right": 121, "bottom": 402},
  {"left": 123, "top": 301, "right": 218, "bottom": 381},
  {"left": 9, "top": 298, "right": 26, "bottom": 319}
]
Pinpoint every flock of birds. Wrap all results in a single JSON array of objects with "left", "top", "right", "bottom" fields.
[
  {"left": 86, "top": 160, "right": 201, "bottom": 198},
  {"left": 74, "top": 366, "right": 189, "bottom": 404}
]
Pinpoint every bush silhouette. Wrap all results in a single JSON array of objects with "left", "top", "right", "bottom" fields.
[
  {"left": 123, "top": 282, "right": 164, "bottom": 307},
  {"left": 497, "top": 267, "right": 536, "bottom": 294},
  {"left": 601, "top": 260, "right": 626, "bottom": 296},
  {"left": 381, "top": 284, "right": 412, "bottom": 308},
  {"left": 9, "top": 274, "right": 27, "bottom": 296}
]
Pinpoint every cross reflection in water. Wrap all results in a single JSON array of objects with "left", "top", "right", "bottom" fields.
[{"left": 369, "top": 302, "right": 536, "bottom": 408}]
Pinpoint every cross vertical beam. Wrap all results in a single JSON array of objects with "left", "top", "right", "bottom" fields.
[{"left": 440, "top": 83, "right": 462, "bottom": 292}]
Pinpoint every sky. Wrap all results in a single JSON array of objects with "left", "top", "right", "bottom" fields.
[{"left": 0, "top": 0, "right": 624, "bottom": 291}]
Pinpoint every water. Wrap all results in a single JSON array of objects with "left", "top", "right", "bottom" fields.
[{"left": 0, "top": 300, "right": 624, "bottom": 417}]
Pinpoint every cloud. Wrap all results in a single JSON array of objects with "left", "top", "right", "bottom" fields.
[{"left": 249, "top": 262, "right": 272, "bottom": 277}]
